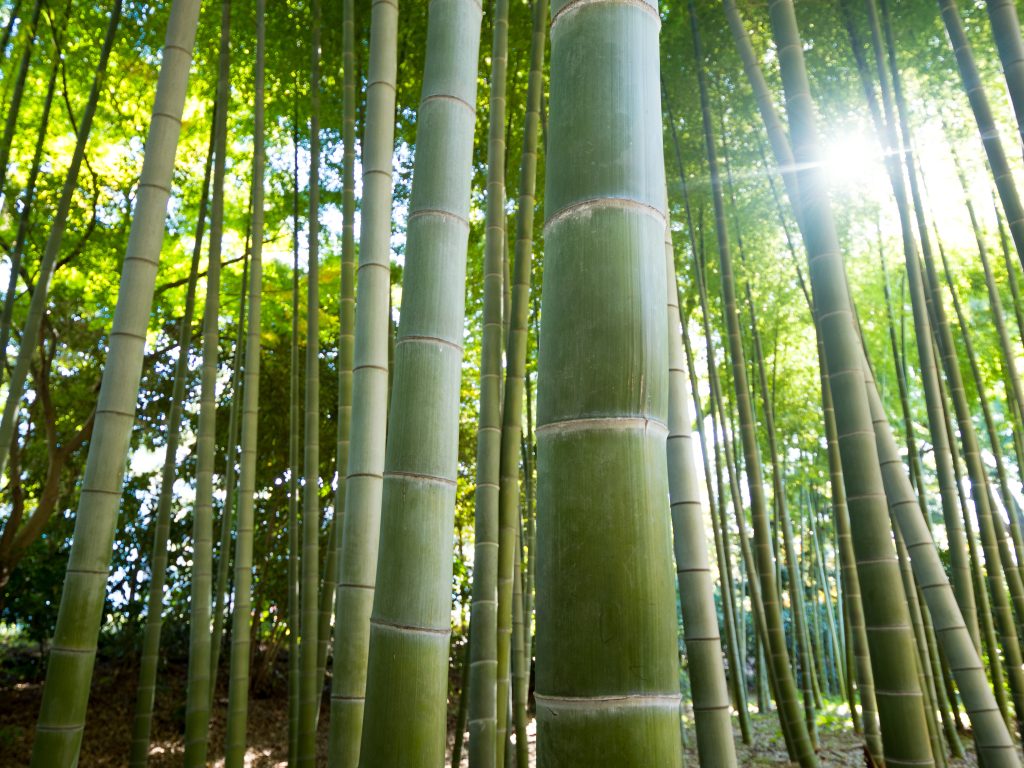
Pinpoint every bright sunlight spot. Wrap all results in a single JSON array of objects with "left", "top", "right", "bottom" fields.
[{"left": 822, "top": 129, "right": 884, "bottom": 189}]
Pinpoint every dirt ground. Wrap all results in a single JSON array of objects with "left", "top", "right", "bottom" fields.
[{"left": 0, "top": 653, "right": 1005, "bottom": 766}]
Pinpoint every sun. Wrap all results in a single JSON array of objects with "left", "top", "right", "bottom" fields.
[{"left": 821, "top": 129, "right": 887, "bottom": 191}]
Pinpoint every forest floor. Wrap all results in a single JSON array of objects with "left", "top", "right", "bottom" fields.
[{"left": 0, "top": 645, "right": 1000, "bottom": 766}]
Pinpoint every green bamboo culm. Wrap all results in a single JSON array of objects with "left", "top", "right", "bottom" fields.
[
  {"left": 316, "top": 0, "right": 358, "bottom": 703},
  {"left": 725, "top": 123, "right": 819, "bottom": 744},
  {"left": 288, "top": 87, "right": 303, "bottom": 766},
  {"left": 821, "top": 352, "right": 884, "bottom": 764},
  {"left": 850, "top": 4, "right": 977, "bottom": 753},
  {"left": 805, "top": 278, "right": 883, "bottom": 762},
  {"left": 945, "top": 160, "right": 1024, "bottom": 579},
  {"left": 938, "top": 0, "right": 1024, "bottom": 272},
  {"left": 135, "top": 119, "right": 210, "bottom": 768},
  {"left": 207, "top": 246, "right": 246, "bottom": 704},
  {"left": 865, "top": 363, "right": 1020, "bottom": 765},
  {"left": 453, "top": 637, "right": 472, "bottom": 768},
  {"left": 130, "top": 88, "right": 216, "bottom": 768},
  {"left": 510, "top": 531, "right": 528, "bottom": 768},
  {"left": 501, "top": 0, "right": 548, "bottom": 764},
  {"left": 533, "top": 0, "right": 680, "bottom": 764},
  {"left": 691, "top": 4, "right": 814, "bottom": 762},
  {"left": 298, "top": 0, "right": 323, "bottom": 760},
  {"left": 0, "top": 56, "right": 59, "bottom": 373},
  {"left": 356, "top": 0, "right": 482, "bottom": 763},
  {"left": 0, "top": 0, "right": 22, "bottom": 64},
  {"left": 178, "top": 5, "right": 230, "bottom": 763},
  {"left": 764, "top": 2, "right": 938, "bottom": 766},
  {"left": 666, "top": 95, "right": 753, "bottom": 745},
  {"left": 221, "top": 0, "right": 264, "bottom": 763},
  {"left": 0, "top": 0, "right": 42, "bottom": 199},
  {"left": 0, "top": 0, "right": 122, "bottom": 483},
  {"left": 983, "top": 0, "right": 1024, "bottom": 160},
  {"left": 29, "top": 0, "right": 202, "bottom": 763},
  {"left": 664, "top": 229, "right": 738, "bottom": 768},
  {"left": 327, "top": 0, "right": 399, "bottom": 763},
  {"left": 472, "top": 0, "right": 509, "bottom": 762},
  {"left": 207, "top": 214, "right": 252, "bottom": 697}
]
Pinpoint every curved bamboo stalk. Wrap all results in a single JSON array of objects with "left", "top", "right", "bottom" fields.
[
  {"left": 932, "top": 329, "right": 1012, "bottom": 728},
  {"left": 29, "top": 0, "right": 202, "bottom": 761},
  {"left": 867, "top": 362, "right": 1020, "bottom": 764},
  {"left": 920, "top": 215, "right": 1024, "bottom": 729}
]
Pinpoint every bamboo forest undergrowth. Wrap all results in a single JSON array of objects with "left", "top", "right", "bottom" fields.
[{"left": 3, "top": 0, "right": 1024, "bottom": 766}]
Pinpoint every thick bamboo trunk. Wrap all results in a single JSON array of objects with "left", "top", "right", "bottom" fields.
[{"left": 533, "top": 0, "right": 680, "bottom": 763}]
